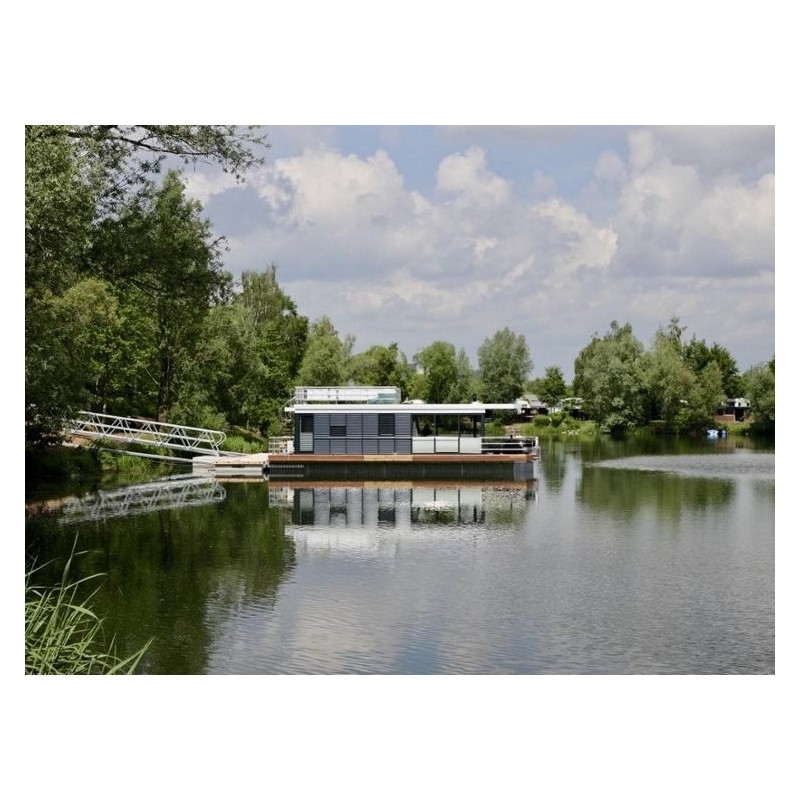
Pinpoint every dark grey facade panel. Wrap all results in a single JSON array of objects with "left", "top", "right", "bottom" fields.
[
  {"left": 315, "top": 438, "right": 331, "bottom": 455},
  {"left": 379, "top": 438, "right": 395, "bottom": 455},
  {"left": 298, "top": 411, "right": 432, "bottom": 455},
  {"left": 396, "top": 414, "right": 412, "bottom": 436},
  {"left": 330, "top": 438, "right": 347, "bottom": 455},
  {"left": 362, "top": 438, "right": 379, "bottom": 455},
  {"left": 347, "top": 438, "right": 363, "bottom": 455}
]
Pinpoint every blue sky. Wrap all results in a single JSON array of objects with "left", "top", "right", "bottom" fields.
[{"left": 184, "top": 125, "right": 775, "bottom": 382}]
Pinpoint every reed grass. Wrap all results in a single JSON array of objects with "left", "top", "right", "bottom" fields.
[{"left": 25, "top": 544, "right": 150, "bottom": 675}]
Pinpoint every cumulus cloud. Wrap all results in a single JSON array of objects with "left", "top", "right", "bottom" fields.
[
  {"left": 193, "top": 127, "right": 774, "bottom": 375},
  {"left": 610, "top": 128, "right": 774, "bottom": 278},
  {"left": 436, "top": 146, "right": 511, "bottom": 208}
]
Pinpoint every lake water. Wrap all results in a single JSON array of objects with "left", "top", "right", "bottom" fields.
[{"left": 25, "top": 435, "right": 775, "bottom": 674}]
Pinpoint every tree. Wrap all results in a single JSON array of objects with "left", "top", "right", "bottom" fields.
[
  {"left": 32, "top": 125, "right": 269, "bottom": 218},
  {"left": 415, "top": 341, "right": 458, "bottom": 404},
  {"left": 25, "top": 125, "right": 269, "bottom": 441},
  {"left": 176, "top": 303, "right": 265, "bottom": 430},
  {"left": 25, "top": 127, "right": 99, "bottom": 297},
  {"left": 477, "top": 328, "right": 532, "bottom": 403},
  {"left": 453, "top": 348, "right": 477, "bottom": 403},
  {"left": 298, "top": 317, "right": 354, "bottom": 387},
  {"left": 743, "top": 360, "right": 775, "bottom": 434},
  {"left": 573, "top": 321, "right": 645, "bottom": 434},
  {"left": 91, "top": 171, "right": 229, "bottom": 420},
  {"left": 233, "top": 266, "right": 309, "bottom": 434},
  {"left": 347, "top": 343, "right": 412, "bottom": 396},
  {"left": 538, "top": 366, "right": 568, "bottom": 409},
  {"left": 683, "top": 336, "right": 743, "bottom": 398}
]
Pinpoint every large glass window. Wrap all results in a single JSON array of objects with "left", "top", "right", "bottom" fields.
[
  {"left": 412, "top": 414, "right": 482, "bottom": 436},
  {"left": 414, "top": 415, "right": 433, "bottom": 436}
]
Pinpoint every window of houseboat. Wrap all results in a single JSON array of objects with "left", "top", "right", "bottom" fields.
[
  {"left": 378, "top": 415, "right": 395, "bottom": 436},
  {"left": 412, "top": 414, "right": 482, "bottom": 436}
]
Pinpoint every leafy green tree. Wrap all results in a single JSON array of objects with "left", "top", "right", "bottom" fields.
[
  {"left": 34, "top": 125, "right": 269, "bottom": 217},
  {"left": 234, "top": 266, "right": 308, "bottom": 434},
  {"left": 297, "top": 316, "right": 353, "bottom": 386},
  {"left": 477, "top": 328, "right": 532, "bottom": 402},
  {"left": 25, "top": 127, "right": 99, "bottom": 296},
  {"left": 25, "top": 130, "right": 101, "bottom": 440},
  {"left": 415, "top": 341, "right": 458, "bottom": 403},
  {"left": 90, "top": 171, "right": 229, "bottom": 420},
  {"left": 176, "top": 303, "right": 264, "bottom": 430},
  {"left": 641, "top": 322, "right": 726, "bottom": 432},
  {"left": 25, "top": 125, "right": 268, "bottom": 441},
  {"left": 640, "top": 326, "right": 696, "bottom": 428},
  {"left": 453, "top": 348, "right": 477, "bottom": 402},
  {"left": 743, "top": 360, "right": 775, "bottom": 434},
  {"left": 683, "top": 336, "right": 743, "bottom": 398},
  {"left": 347, "top": 343, "right": 412, "bottom": 397},
  {"left": 679, "top": 361, "right": 726, "bottom": 432},
  {"left": 25, "top": 292, "right": 94, "bottom": 444},
  {"left": 573, "top": 321, "right": 645, "bottom": 434},
  {"left": 538, "top": 366, "right": 568, "bottom": 408}
]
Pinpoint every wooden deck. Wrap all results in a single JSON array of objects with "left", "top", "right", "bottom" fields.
[
  {"left": 192, "top": 450, "right": 537, "bottom": 480},
  {"left": 268, "top": 452, "right": 536, "bottom": 465}
]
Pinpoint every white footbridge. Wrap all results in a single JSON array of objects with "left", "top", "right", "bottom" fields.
[{"left": 66, "top": 411, "right": 269, "bottom": 477}]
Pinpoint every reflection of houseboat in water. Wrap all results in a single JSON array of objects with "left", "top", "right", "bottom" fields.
[
  {"left": 268, "top": 480, "right": 537, "bottom": 529},
  {"left": 268, "top": 386, "right": 540, "bottom": 482}
]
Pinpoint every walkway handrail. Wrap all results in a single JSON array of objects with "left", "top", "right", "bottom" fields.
[
  {"left": 481, "top": 436, "right": 540, "bottom": 458},
  {"left": 67, "top": 411, "right": 227, "bottom": 455}
]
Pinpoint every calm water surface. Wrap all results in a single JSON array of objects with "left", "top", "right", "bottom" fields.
[{"left": 25, "top": 436, "right": 774, "bottom": 674}]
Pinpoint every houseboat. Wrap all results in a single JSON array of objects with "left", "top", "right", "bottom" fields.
[{"left": 267, "top": 386, "right": 540, "bottom": 481}]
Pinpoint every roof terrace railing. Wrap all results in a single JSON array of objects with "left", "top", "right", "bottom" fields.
[{"left": 293, "top": 386, "right": 402, "bottom": 404}]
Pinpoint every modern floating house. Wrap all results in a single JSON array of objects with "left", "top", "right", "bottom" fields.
[{"left": 267, "top": 386, "right": 540, "bottom": 481}]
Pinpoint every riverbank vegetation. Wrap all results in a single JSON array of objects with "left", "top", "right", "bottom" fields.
[
  {"left": 26, "top": 544, "right": 150, "bottom": 674},
  {"left": 26, "top": 125, "right": 774, "bottom": 476}
]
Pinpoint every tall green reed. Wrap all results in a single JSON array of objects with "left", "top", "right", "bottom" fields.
[{"left": 25, "top": 541, "right": 151, "bottom": 675}]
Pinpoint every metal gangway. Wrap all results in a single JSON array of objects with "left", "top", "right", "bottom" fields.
[
  {"left": 60, "top": 476, "right": 227, "bottom": 525},
  {"left": 67, "top": 411, "right": 228, "bottom": 460}
]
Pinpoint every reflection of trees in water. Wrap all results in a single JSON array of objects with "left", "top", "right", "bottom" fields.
[
  {"left": 578, "top": 466, "right": 734, "bottom": 519},
  {"left": 537, "top": 442, "right": 570, "bottom": 488},
  {"left": 25, "top": 482, "right": 296, "bottom": 675}
]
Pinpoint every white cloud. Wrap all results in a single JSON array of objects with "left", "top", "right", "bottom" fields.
[
  {"left": 610, "top": 132, "right": 774, "bottom": 278},
  {"left": 180, "top": 170, "right": 240, "bottom": 204},
  {"left": 436, "top": 146, "right": 511, "bottom": 209},
  {"left": 251, "top": 148, "right": 411, "bottom": 230},
  {"left": 204, "top": 127, "right": 774, "bottom": 376}
]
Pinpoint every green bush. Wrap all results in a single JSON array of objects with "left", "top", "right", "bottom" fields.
[
  {"left": 484, "top": 420, "right": 506, "bottom": 436},
  {"left": 223, "top": 435, "right": 265, "bottom": 454}
]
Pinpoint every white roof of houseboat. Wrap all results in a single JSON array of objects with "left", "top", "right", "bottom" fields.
[{"left": 285, "top": 402, "right": 520, "bottom": 415}]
